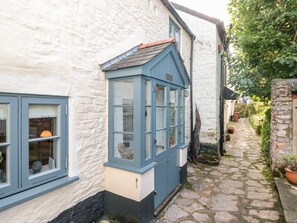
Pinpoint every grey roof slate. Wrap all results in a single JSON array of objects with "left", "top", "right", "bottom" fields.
[{"left": 102, "top": 41, "right": 172, "bottom": 71}]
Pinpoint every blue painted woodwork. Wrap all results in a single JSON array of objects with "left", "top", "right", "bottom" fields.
[
  {"left": 105, "top": 44, "right": 189, "bottom": 88},
  {"left": 0, "top": 94, "right": 71, "bottom": 206},
  {"left": 21, "top": 97, "right": 67, "bottom": 188},
  {"left": 105, "top": 41, "right": 188, "bottom": 210},
  {"left": 0, "top": 96, "right": 18, "bottom": 196}
]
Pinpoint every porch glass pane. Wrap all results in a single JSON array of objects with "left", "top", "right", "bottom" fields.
[
  {"left": 145, "top": 133, "right": 151, "bottom": 159},
  {"left": 29, "top": 139, "right": 58, "bottom": 177},
  {"left": 0, "top": 147, "right": 7, "bottom": 184},
  {"left": 156, "top": 130, "right": 165, "bottom": 154},
  {"left": 156, "top": 85, "right": 166, "bottom": 106},
  {"left": 179, "top": 109, "right": 183, "bottom": 125},
  {"left": 180, "top": 90, "right": 184, "bottom": 105},
  {"left": 169, "top": 127, "right": 178, "bottom": 148},
  {"left": 145, "top": 80, "right": 151, "bottom": 105},
  {"left": 170, "top": 107, "right": 177, "bottom": 126},
  {"left": 114, "top": 133, "right": 134, "bottom": 160},
  {"left": 145, "top": 107, "right": 151, "bottom": 132},
  {"left": 113, "top": 80, "right": 133, "bottom": 106},
  {"left": 0, "top": 104, "right": 8, "bottom": 143},
  {"left": 170, "top": 90, "right": 177, "bottom": 105},
  {"left": 179, "top": 124, "right": 184, "bottom": 143},
  {"left": 156, "top": 107, "right": 166, "bottom": 129},
  {"left": 114, "top": 106, "right": 133, "bottom": 132}
]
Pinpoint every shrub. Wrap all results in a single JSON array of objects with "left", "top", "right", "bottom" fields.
[
  {"left": 260, "top": 108, "right": 271, "bottom": 165},
  {"left": 282, "top": 154, "right": 297, "bottom": 172}
]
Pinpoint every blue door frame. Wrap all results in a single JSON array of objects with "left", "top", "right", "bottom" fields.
[{"left": 153, "top": 81, "right": 179, "bottom": 209}]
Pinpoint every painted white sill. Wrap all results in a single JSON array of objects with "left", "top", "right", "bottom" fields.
[{"left": 0, "top": 176, "right": 79, "bottom": 212}]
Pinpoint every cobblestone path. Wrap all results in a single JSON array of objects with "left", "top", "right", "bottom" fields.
[{"left": 156, "top": 119, "right": 285, "bottom": 223}]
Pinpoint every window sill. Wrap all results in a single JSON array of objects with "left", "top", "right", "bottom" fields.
[
  {"left": 177, "top": 143, "right": 189, "bottom": 150},
  {"left": 0, "top": 176, "right": 79, "bottom": 212}
]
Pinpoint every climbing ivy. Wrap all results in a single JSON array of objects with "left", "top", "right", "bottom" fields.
[{"left": 227, "top": 0, "right": 297, "bottom": 101}]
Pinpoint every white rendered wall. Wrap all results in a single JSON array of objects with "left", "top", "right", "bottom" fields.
[
  {"left": 175, "top": 10, "right": 221, "bottom": 145},
  {"left": 105, "top": 166, "right": 154, "bottom": 202},
  {"left": 0, "top": 0, "right": 191, "bottom": 222}
]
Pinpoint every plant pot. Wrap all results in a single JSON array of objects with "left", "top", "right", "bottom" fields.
[
  {"left": 285, "top": 168, "right": 297, "bottom": 185},
  {"left": 233, "top": 112, "right": 239, "bottom": 122},
  {"left": 227, "top": 127, "right": 234, "bottom": 134}
]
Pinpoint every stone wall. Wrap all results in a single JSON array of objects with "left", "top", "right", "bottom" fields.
[
  {"left": 270, "top": 79, "right": 297, "bottom": 169},
  {"left": 0, "top": 0, "right": 191, "bottom": 222}
]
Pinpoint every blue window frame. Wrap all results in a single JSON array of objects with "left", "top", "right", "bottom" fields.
[
  {"left": 169, "top": 18, "right": 181, "bottom": 49},
  {"left": 0, "top": 96, "right": 18, "bottom": 195},
  {"left": 108, "top": 77, "right": 186, "bottom": 170},
  {"left": 0, "top": 94, "right": 68, "bottom": 199}
]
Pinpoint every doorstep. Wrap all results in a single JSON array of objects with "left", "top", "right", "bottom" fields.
[{"left": 275, "top": 178, "right": 297, "bottom": 223}]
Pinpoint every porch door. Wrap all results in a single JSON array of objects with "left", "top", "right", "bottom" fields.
[{"left": 154, "top": 84, "right": 179, "bottom": 209}]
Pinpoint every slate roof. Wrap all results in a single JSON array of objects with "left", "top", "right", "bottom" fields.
[{"left": 101, "top": 38, "right": 176, "bottom": 71}]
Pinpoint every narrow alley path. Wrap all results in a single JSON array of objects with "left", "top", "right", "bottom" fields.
[{"left": 156, "top": 118, "right": 285, "bottom": 223}]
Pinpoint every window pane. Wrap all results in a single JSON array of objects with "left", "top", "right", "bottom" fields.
[
  {"left": 0, "top": 104, "right": 8, "bottom": 143},
  {"left": 175, "top": 28, "right": 180, "bottom": 43},
  {"left": 170, "top": 107, "right": 177, "bottom": 126},
  {"left": 179, "top": 125, "right": 184, "bottom": 143},
  {"left": 156, "top": 130, "right": 166, "bottom": 154},
  {"left": 114, "top": 106, "right": 133, "bottom": 133},
  {"left": 145, "top": 133, "right": 151, "bottom": 159},
  {"left": 156, "top": 107, "right": 166, "bottom": 129},
  {"left": 156, "top": 85, "right": 166, "bottom": 106},
  {"left": 169, "top": 23, "right": 173, "bottom": 37},
  {"left": 29, "top": 105, "right": 58, "bottom": 139},
  {"left": 29, "top": 139, "right": 59, "bottom": 177},
  {"left": 145, "top": 80, "right": 151, "bottom": 105},
  {"left": 145, "top": 107, "right": 151, "bottom": 132},
  {"left": 0, "top": 147, "right": 7, "bottom": 184},
  {"left": 169, "top": 127, "right": 178, "bottom": 148},
  {"left": 170, "top": 90, "right": 177, "bottom": 105},
  {"left": 114, "top": 133, "right": 134, "bottom": 160},
  {"left": 179, "top": 90, "right": 184, "bottom": 105},
  {"left": 114, "top": 80, "right": 133, "bottom": 106},
  {"left": 179, "top": 109, "right": 184, "bottom": 125}
]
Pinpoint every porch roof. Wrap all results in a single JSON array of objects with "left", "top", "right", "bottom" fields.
[{"left": 101, "top": 38, "right": 190, "bottom": 87}]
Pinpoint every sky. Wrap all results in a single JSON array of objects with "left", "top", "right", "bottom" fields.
[{"left": 171, "top": 0, "right": 230, "bottom": 25}]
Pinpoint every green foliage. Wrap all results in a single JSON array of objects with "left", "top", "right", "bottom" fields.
[
  {"left": 282, "top": 154, "right": 297, "bottom": 172},
  {"left": 235, "top": 101, "right": 267, "bottom": 117},
  {"left": 235, "top": 103, "right": 255, "bottom": 117},
  {"left": 260, "top": 108, "right": 271, "bottom": 164},
  {"left": 227, "top": 0, "right": 297, "bottom": 101}
]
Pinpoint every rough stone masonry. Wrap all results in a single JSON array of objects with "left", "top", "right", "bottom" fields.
[{"left": 271, "top": 79, "right": 297, "bottom": 170}]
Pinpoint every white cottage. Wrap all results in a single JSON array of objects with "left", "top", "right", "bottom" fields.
[
  {"left": 0, "top": 0, "right": 195, "bottom": 222},
  {"left": 172, "top": 2, "right": 238, "bottom": 159}
]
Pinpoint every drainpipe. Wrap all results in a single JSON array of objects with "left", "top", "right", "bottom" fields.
[{"left": 190, "top": 35, "right": 196, "bottom": 147}]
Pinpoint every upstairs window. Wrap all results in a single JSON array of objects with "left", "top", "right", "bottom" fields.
[{"left": 169, "top": 19, "right": 181, "bottom": 49}]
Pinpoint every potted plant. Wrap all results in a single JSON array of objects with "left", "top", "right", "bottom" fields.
[{"left": 283, "top": 154, "right": 297, "bottom": 185}]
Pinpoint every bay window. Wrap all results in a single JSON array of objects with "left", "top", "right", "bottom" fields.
[{"left": 107, "top": 77, "right": 186, "bottom": 170}]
